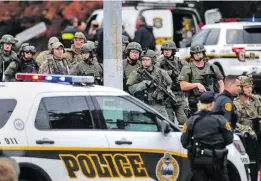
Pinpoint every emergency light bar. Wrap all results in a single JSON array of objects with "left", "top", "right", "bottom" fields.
[
  {"left": 219, "top": 18, "right": 261, "bottom": 22},
  {"left": 15, "top": 73, "right": 95, "bottom": 83}
]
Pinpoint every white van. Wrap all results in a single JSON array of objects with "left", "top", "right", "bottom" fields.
[{"left": 86, "top": 1, "right": 222, "bottom": 54}]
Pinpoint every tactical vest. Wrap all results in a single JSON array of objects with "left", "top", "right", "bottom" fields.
[
  {"left": 135, "top": 67, "right": 165, "bottom": 104},
  {"left": 17, "top": 59, "right": 39, "bottom": 73},
  {"left": 188, "top": 62, "right": 217, "bottom": 97},
  {"left": 123, "top": 59, "right": 139, "bottom": 90},
  {"left": 0, "top": 50, "right": 18, "bottom": 81},
  {"left": 161, "top": 57, "right": 183, "bottom": 91},
  {"left": 47, "top": 55, "right": 69, "bottom": 75}
]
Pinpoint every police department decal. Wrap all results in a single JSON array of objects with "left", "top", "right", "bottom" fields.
[
  {"left": 13, "top": 119, "right": 24, "bottom": 131},
  {"left": 156, "top": 152, "right": 179, "bottom": 181},
  {"left": 153, "top": 17, "right": 163, "bottom": 29}
]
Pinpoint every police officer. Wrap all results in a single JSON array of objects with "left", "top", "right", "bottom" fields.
[
  {"left": 39, "top": 42, "right": 69, "bottom": 75},
  {"left": 5, "top": 43, "right": 39, "bottom": 81},
  {"left": 156, "top": 40, "right": 188, "bottom": 124},
  {"left": 213, "top": 75, "right": 241, "bottom": 129},
  {"left": 69, "top": 42, "right": 103, "bottom": 85},
  {"left": 233, "top": 75, "right": 260, "bottom": 181},
  {"left": 36, "top": 37, "right": 59, "bottom": 66},
  {"left": 179, "top": 43, "right": 224, "bottom": 114},
  {"left": 123, "top": 42, "right": 142, "bottom": 91},
  {"left": 122, "top": 35, "right": 129, "bottom": 59},
  {"left": 126, "top": 49, "right": 173, "bottom": 118},
  {"left": 0, "top": 34, "right": 19, "bottom": 81},
  {"left": 62, "top": 32, "right": 86, "bottom": 68},
  {"left": 181, "top": 91, "right": 233, "bottom": 181},
  {"left": 234, "top": 75, "right": 261, "bottom": 131}
]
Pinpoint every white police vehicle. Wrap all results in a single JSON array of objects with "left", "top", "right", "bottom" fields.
[
  {"left": 178, "top": 18, "right": 261, "bottom": 91},
  {"left": 0, "top": 73, "right": 250, "bottom": 181}
]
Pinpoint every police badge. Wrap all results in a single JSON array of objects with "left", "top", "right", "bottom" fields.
[
  {"left": 249, "top": 52, "right": 255, "bottom": 59},
  {"left": 153, "top": 17, "right": 163, "bottom": 29},
  {"left": 156, "top": 152, "right": 179, "bottom": 181}
]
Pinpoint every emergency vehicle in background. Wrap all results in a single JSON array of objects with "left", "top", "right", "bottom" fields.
[{"left": 85, "top": 0, "right": 221, "bottom": 54}]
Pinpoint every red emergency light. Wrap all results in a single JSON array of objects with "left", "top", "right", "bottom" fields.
[{"left": 219, "top": 18, "right": 261, "bottom": 22}]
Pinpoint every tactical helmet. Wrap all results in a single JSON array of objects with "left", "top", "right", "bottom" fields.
[
  {"left": 20, "top": 44, "right": 36, "bottom": 54},
  {"left": 81, "top": 42, "right": 96, "bottom": 53},
  {"left": 0, "top": 34, "right": 18, "bottom": 45},
  {"left": 122, "top": 35, "right": 129, "bottom": 45},
  {"left": 52, "top": 42, "right": 64, "bottom": 50},
  {"left": 18, "top": 43, "right": 30, "bottom": 54},
  {"left": 126, "top": 42, "right": 142, "bottom": 52},
  {"left": 86, "top": 41, "right": 96, "bottom": 49},
  {"left": 161, "top": 40, "right": 176, "bottom": 50},
  {"left": 141, "top": 49, "right": 157, "bottom": 63},
  {"left": 190, "top": 43, "right": 206, "bottom": 54},
  {"left": 73, "top": 32, "right": 87, "bottom": 42},
  {"left": 48, "top": 37, "right": 59, "bottom": 46},
  {"left": 239, "top": 75, "right": 253, "bottom": 86}
]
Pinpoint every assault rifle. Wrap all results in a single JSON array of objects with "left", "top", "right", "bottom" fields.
[
  {"left": 141, "top": 68, "right": 177, "bottom": 103},
  {"left": 165, "top": 59, "right": 181, "bottom": 90}
]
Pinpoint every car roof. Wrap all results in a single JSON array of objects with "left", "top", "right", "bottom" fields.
[
  {"left": 0, "top": 82, "right": 128, "bottom": 98},
  {"left": 202, "top": 22, "right": 261, "bottom": 29}
]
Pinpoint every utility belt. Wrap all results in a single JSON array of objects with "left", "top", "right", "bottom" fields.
[
  {"left": 188, "top": 142, "right": 228, "bottom": 166},
  {"left": 144, "top": 99, "right": 164, "bottom": 105}
]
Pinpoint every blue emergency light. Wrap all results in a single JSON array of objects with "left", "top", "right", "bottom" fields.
[{"left": 15, "top": 73, "right": 95, "bottom": 83}]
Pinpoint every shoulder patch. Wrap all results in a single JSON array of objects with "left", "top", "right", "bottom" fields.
[
  {"left": 225, "top": 121, "right": 232, "bottom": 131},
  {"left": 182, "top": 123, "right": 188, "bottom": 133},
  {"left": 224, "top": 103, "right": 232, "bottom": 111}
]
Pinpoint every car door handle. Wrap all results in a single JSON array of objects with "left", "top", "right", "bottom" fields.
[
  {"left": 210, "top": 49, "right": 215, "bottom": 52},
  {"left": 115, "top": 140, "right": 132, "bottom": 145},
  {"left": 36, "top": 140, "right": 55, "bottom": 144}
]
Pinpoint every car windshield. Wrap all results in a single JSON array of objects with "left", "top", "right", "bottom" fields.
[{"left": 227, "top": 27, "right": 261, "bottom": 44}]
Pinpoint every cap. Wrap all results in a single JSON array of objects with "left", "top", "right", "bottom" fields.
[{"left": 199, "top": 91, "right": 215, "bottom": 104}]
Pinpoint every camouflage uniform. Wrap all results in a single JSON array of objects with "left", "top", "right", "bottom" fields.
[
  {"left": 126, "top": 49, "right": 173, "bottom": 118},
  {"left": 122, "top": 35, "right": 129, "bottom": 59},
  {"left": 69, "top": 42, "right": 103, "bottom": 85},
  {"left": 5, "top": 44, "right": 39, "bottom": 82},
  {"left": 234, "top": 75, "right": 260, "bottom": 181},
  {"left": 0, "top": 34, "right": 19, "bottom": 81},
  {"left": 123, "top": 42, "right": 142, "bottom": 91},
  {"left": 62, "top": 32, "right": 86, "bottom": 69},
  {"left": 179, "top": 44, "right": 224, "bottom": 114},
  {"left": 156, "top": 41, "right": 188, "bottom": 124},
  {"left": 39, "top": 42, "right": 69, "bottom": 75},
  {"left": 234, "top": 75, "right": 261, "bottom": 136},
  {"left": 36, "top": 37, "right": 59, "bottom": 66}
]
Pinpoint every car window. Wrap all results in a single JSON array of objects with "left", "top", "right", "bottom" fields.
[
  {"left": 227, "top": 28, "right": 261, "bottom": 44},
  {"left": 93, "top": 96, "right": 159, "bottom": 132},
  {"left": 35, "top": 96, "right": 95, "bottom": 130},
  {"left": 191, "top": 29, "right": 210, "bottom": 45},
  {"left": 205, "top": 28, "right": 220, "bottom": 45},
  {"left": 0, "top": 99, "right": 17, "bottom": 129}
]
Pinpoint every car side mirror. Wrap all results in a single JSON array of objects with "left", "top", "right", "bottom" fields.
[
  {"left": 179, "top": 39, "right": 191, "bottom": 48},
  {"left": 160, "top": 120, "right": 172, "bottom": 135}
]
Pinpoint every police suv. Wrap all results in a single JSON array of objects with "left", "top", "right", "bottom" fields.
[{"left": 0, "top": 73, "right": 250, "bottom": 181}]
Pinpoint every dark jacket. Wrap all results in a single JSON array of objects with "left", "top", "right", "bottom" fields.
[
  {"left": 134, "top": 24, "right": 156, "bottom": 50},
  {"left": 213, "top": 90, "right": 237, "bottom": 128},
  {"left": 181, "top": 110, "right": 234, "bottom": 149}
]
